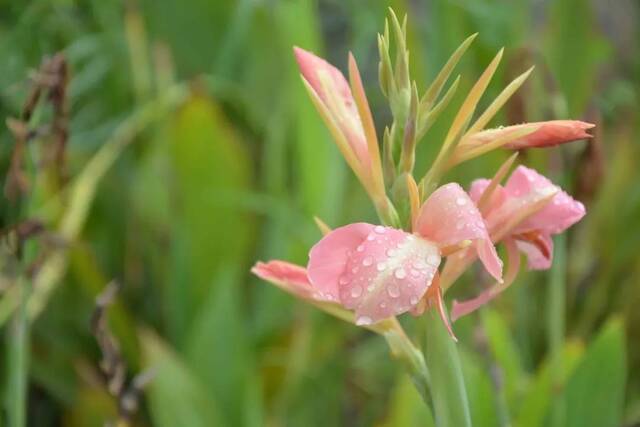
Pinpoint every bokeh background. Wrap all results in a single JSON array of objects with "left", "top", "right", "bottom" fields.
[{"left": 0, "top": 0, "right": 639, "bottom": 426}]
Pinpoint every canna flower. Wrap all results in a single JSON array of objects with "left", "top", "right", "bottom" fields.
[
  {"left": 465, "top": 119, "right": 593, "bottom": 151},
  {"left": 294, "top": 47, "right": 388, "bottom": 214},
  {"left": 447, "top": 120, "right": 594, "bottom": 168},
  {"left": 449, "top": 165, "right": 586, "bottom": 320},
  {"left": 254, "top": 183, "right": 503, "bottom": 329}
]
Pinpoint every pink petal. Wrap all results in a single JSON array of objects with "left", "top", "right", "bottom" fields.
[
  {"left": 293, "top": 47, "right": 369, "bottom": 166},
  {"left": 308, "top": 223, "right": 440, "bottom": 324},
  {"left": 515, "top": 233, "right": 554, "bottom": 270},
  {"left": 469, "top": 178, "right": 507, "bottom": 216},
  {"left": 465, "top": 120, "right": 594, "bottom": 150},
  {"left": 307, "top": 223, "right": 375, "bottom": 301},
  {"left": 451, "top": 237, "right": 521, "bottom": 321},
  {"left": 505, "top": 166, "right": 586, "bottom": 235},
  {"left": 252, "top": 260, "right": 330, "bottom": 301},
  {"left": 416, "top": 183, "right": 503, "bottom": 281}
]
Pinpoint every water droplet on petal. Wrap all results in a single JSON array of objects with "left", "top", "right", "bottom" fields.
[
  {"left": 356, "top": 316, "right": 373, "bottom": 326},
  {"left": 362, "top": 257, "right": 373, "bottom": 266},
  {"left": 456, "top": 197, "right": 467, "bottom": 206},
  {"left": 386, "top": 248, "right": 398, "bottom": 257},
  {"left": 374, "top": 225, "right": 386, "bottom": 234},
  {"left": 413, "top": 259, "right": 428, "bottom": 269},
  {"left": 350, "top": 285, "right": 362, "bottom": 298},
  {"left": 394, "top": 268, "right": 407, "bottom": 279},
  {"left": 339, "top": 276, "right": 349, "bottom": 285},
  {"left": 379, "top": 302, "right": 386, "bottom": 308},
  {"left": 367, "top": 234, "right": 375, "bottom": 241},
  {"left": 352, "top": 267, "right": 359, "bottom": 273},
  {"left": 427, "top": 255, "right": 440, "bottom": 265},
  {"left": 410, "top": 269, "right": 420, "bottom": 277},
  {"left": 410, "top": 296, "right": 419, "bottom": 305},
  {"left": 356, "top": 244, "right": 365, "bottom": 252},
  {"left": 387, "top": 284, "right": 400, "bottom": 298},
  {"left": 376, "top": 262, "right": 387, "bottom": 271},
  {"left": 367, "top": 284, "right": 374, "bottom": 291}
]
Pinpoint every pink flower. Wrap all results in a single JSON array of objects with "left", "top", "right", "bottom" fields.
[
  {"left": 293, "top": 47, "right": 369, "bottom": 167},
  {"left": 464, "top": 120, "right": 594, "bottom": 150},
  {"left": 294, "top": 47, "right": 386, "bottom": 201},
  {"left": 470, "top": 165, "right": 585, "bottom": 269},
  {"left": 251, "top": 261, "right": 321, "bottom": 301},
  {"left": 306, "top": 183, "right": 502, "bottom": 326},
  {"left": 450, "top": 165, "right": 585, "bottom": 320}
]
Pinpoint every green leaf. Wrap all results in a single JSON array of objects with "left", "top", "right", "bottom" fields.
[
  {"left": 423, "top": 308, "right": 472, "bottom": 427},
  {"left": 184, "top": 268, "right": 262, "bottom": 427},
  {"left": 166, "top": 94, "right": 253, "bottom": 338},
  {"left": 459, "top": 349, "right": 499, "bottom": 427},
  {"left": 481, "top": 309, "right": 526, "bottom": 406},
  {"left": 563, "top": 318, "right": 627, "bottom": 427},
  {"left": 384, "top": 375, "right": 435, "bottom": 427},
  {"left": 515, "top": 342, "right": 584, "bottom": 427},
  {"left": 141, "top": 329, "right": 225, "bottom": 427}
]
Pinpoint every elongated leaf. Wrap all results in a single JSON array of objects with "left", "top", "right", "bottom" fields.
[
  {"left": 564, "top": 318, "right": 627, "bottom": 427},
  {"left": 515, "top": 342, "right": 584, "bottom": 427},
  {"left": 141, "top": 329, "right": 225, "bottom": 427},
  {"left": 184, "top": 268, "right": 262, "bottom": 427},
  {"left": 481, "top": 309, "right": 526, "bottom": 407},
  {"left": 424, "top": 308, "right": 472, "bottom": 427},
  {"left": 167, "top": 94, "right": 253, "bottom": 339}
]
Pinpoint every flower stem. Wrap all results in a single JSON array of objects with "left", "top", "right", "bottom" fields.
[
  {"left": 548, "top": 233, "right": 566, "bottom": 427},
  {"left": 381, "top": 318, "right": 433, "bottom": 408},
  {"left": 423, "top": 307, "right": 472, "bottom": 427}
]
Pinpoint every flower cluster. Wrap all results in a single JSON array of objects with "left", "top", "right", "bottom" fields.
[{"left": 253, "top": 11, "right": 590, "bottom": 337}]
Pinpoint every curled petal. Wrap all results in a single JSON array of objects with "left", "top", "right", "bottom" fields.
[
  {"left": 293, "top": 47, "right": 369, "bottom": 167},
  {"left": 515, "top": 233, "right": 554, "bottom": 270},
  {"left": 469, "top": 178, "right": 507, "bottom": 216},
  {"left": 416, "top": 183, "right": 503, "bottom": 281},
  {"left": 307, "top": 223, "right": 375, "bottom": 301},
  {"left": 505, "top": 166, "right": 586, "bottom": 235},
  {"left": 451, "top": 237, "right": 521, "bottom": 321},
  {"left": 252, "top": 260, "right": 328, "bottom": 301},
  {"left": 309, "top": 223, "right": 441, "bottom": 324},
  {"left": 465, "top": 120, "right": 594, "bottom": 150}
]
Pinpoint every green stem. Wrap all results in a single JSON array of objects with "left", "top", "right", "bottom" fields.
[
  {"left": 7, "top": 279, "right": 29, "bottom": 427},
  {"left": 423, "top": 308, "right": 472, "bottom": 427},
  {"left": 382, "top": 319, "right": 433, "bottom": 408},
  {"left": 548, "top": 233, "right": 566, "bottom": 427}
]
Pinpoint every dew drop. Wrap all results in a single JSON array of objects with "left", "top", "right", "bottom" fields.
[
  {"left": 410, "top": 269, "right": 421, "bottom": 277},
  {"left": 356, "top": 244, "right": 365, "bottom": 252},
  {"left": 350, "top": 285, "right": 363, "bottom": 298},
  {"left": 376, "top": 262, "right": 387, "bottom": 272},
  {"left": 410, "top": 296, "right": 419, "bottom": 305},
  {"left": 413, "top": 259, "right": 428, "bottom": 269},
  {"left": 367, "top": 234, "right": 375, "bottom": 241},
  {"left": 356, "top": 316, "right": 373, "bottom": 326},
  {"left": 387, "top": 284, "right": 400, "bottom": 298},
  {"left": 374, "top": 225, "right": 386, "bottom": 234},
  {"left": 367, "top": 284, "right": 374, "bottom": 292},
  {"left": 394, "top": 268, "right": 407, "bottom": 279},
  {"left": 352, "top": 266, "right": 359, "bottom": 274},
  {"left": 427, "top": 254, "right": 439, "bottom": 265},
  {"left": 363, "top": 257, "right": 373, "bottom": 266},
  {"left": 456, "top": 197, "right": 467, "bottom": 206},
  {"left": 339, "top": 276, "right": 349, "bottom": 285},
  {"left": 379, "top": 302, "right": 387, "bottom": 308},
  {"left": 386, "top": 248, "right": 398, "bottom": 257}
]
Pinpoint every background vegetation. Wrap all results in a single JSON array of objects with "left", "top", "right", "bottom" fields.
[{"left": 0, "top": 0, "right": 638, "bottom": 426}]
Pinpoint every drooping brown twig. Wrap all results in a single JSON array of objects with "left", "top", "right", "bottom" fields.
[
  {"left": 4, "top": 52, "right": 70, "bottom": 201},
  {"left": 91, "top": 281, "right": 155, "bottom": 425}
]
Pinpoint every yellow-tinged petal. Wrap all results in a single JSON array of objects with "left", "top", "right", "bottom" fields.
[
  {"left": 477, "top": 152, "right": 519, "bottom": 214},
  {"left": 348, "top": 53, "right": 385, "bottom": 198},
  {"left": 466, "top": 66, "right": 535, "bottom": 135}
]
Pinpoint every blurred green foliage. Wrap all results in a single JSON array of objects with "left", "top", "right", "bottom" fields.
[{"left": 0, "top": 0, "right": 638, "bottom": 426}]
